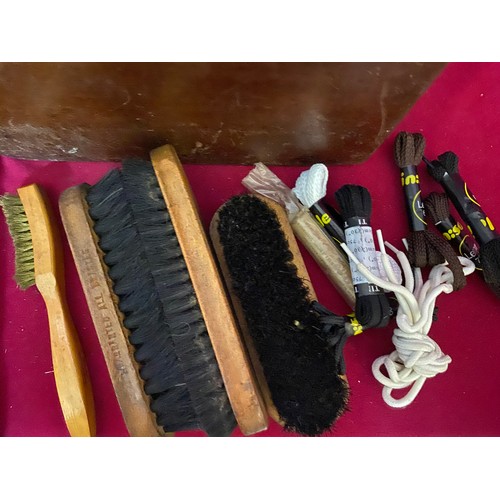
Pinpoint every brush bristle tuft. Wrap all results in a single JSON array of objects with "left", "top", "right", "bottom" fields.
[{"left": 0, "top": 194, "right": 35, "bottom": 289}]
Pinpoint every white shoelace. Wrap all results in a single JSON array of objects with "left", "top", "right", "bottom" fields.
[
  {"left": 292, "top": 162, "right": 328, "bottom": 208},
  {"left": 341, "top": 231, "right": 475, "bottom": 408}
]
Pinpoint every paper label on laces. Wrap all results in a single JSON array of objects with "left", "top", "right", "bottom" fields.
[{"left": 344, "top": 225, "right": 381, "bottom": 294}]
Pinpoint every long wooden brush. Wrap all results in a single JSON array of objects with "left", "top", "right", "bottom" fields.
[
  {"left": 59, "top": 145, "right": 267, "bottom": 436},
  {"left": 0, "top": 185, "right": 96, "bottom": 437},
  {"left": 210, "top": 194, "right": 350, "bottom": 436}
]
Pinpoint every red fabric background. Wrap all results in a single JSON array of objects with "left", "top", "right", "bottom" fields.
[{"left": 1, "top": 62, "right": 499, "bottom": 437}]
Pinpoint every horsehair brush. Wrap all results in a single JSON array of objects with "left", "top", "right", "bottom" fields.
[
  {"left": 425, "top": 151, "right": 500, "bottom": 296},
  {"left": 59, "top": 145, "right": 267, "bottom": 437},
  {"left": 394, "top": 131, "right": 466, "bottom": 290},
  {"left": 335, "top": 185, "right": 391, "bottom": 329},
  {"left": 424, "top": 192, "right": 482, "bottom": 272},
  {"left": 0, "top": 185, "right": 96, "bottom": 437},
  {"left": 210, "top": 194, "right": 351, "bottom": 437}
]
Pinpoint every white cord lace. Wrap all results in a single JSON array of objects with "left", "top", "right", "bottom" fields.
[
  {"left": 292, "top": 162, "right": 328, "bottom": 208},
  {"left": 341, "top": 231, "right": 475, "bottom": 408}
]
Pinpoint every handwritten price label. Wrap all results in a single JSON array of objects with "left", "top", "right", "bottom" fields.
[{"left": 345, "top": 225, "right": 379, "bottom": 285}]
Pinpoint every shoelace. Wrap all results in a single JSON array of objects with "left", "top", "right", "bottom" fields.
[
  {"left": 341, "top": 230, "right": 475, "bottom": 408},
  {"left": 311, "top": 301, "right": 357, "bottom": 375}
]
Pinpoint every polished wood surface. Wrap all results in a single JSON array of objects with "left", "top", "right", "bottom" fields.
[{"left": 0, "top": 63, "right": 444, "bottom": 165}]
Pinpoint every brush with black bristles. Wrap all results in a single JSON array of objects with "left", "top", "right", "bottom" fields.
[
  {"left": 425, "top": 151, "right": 500, "bottom": 296},
  {"left": 393, "top": 132, "right": 466, "bottom": 291},
  {"left": 334, "top": 184, "right": 391, "bottom": 329},
  {"left": 0, "top": 185, "right": 96, "bottom": 437},
  {"left": 59, "top": 145, "right": 268, "bottom": 437},
  {"left": 424, "top": 192, "right": 482, "bottom": 273},
  {"left": 210, "top": 194, "right": 350, "bottom": 437}
]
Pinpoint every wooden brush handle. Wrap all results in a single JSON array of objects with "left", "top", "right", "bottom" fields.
[
  {"left": 291, "top": 208, "right": 356, "bottom": 309},
  {"left": 59, "top": 185, "right": 163, "bottom": 437},
  {"left": 17, "top": 184, "right": 96, "bottom": 437},
  {"left": 150, "top": 145, "right": 269, "bottom": 436},
  {"left": 44, "top": 293, "right": 96, "bottom": 437}
]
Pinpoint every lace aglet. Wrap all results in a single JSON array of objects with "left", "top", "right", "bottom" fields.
[
  {"left": 384, "top": 240, "right": 400, "bottom": 255},
  {"left": 376, "top": 229, "right": 387, "bottom": 255}
]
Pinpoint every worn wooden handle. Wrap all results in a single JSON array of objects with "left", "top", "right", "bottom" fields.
[
  {"left": 59, "top": 185, "right": 163, "bottom": 437},
  {"left": 150, "top": 145, "right": 269, "bottom": 436},
  {"left": 44, "top": 293, "right": 96, "bottom": 437},
  {"left": 291, "top": 208, "right": 356, "bottom": 309},
  {"left": 18, "top": 184, "right": 96, "bottom": 437}
]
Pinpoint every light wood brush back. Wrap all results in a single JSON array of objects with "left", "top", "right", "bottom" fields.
[{"left": 18, "top": 184, "right": 96, "bottom": 437}]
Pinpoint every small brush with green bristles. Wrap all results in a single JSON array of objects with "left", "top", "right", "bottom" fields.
[{"left": 1, "top": 184, "right": 96, "bottom": 437}]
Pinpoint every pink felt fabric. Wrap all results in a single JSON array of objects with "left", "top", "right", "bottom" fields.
[{"left": 1, "top": 62, "right": 500, "bottom": 437}]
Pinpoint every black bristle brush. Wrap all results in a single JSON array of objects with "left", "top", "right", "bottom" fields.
[
  {"left": 85, "top": 162, "right": 235, "bottom": 436},
  {"left": 393, "top": 132, "right": 466, "bottom": 290},
  {"left": 59, "top": 145, "right": 267, "bottom": 437},
  {"left": 210, "top": 194, "right": 350, "bottom": 437},
  {"left": 425, "top": 151, "right": 500, "bottom": 295},
  {"left": 424, "top": 192, "right": 482, "bottom": 272},
  {"left": 334, "top": 185, "right": 391, "bottom": 329}
]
